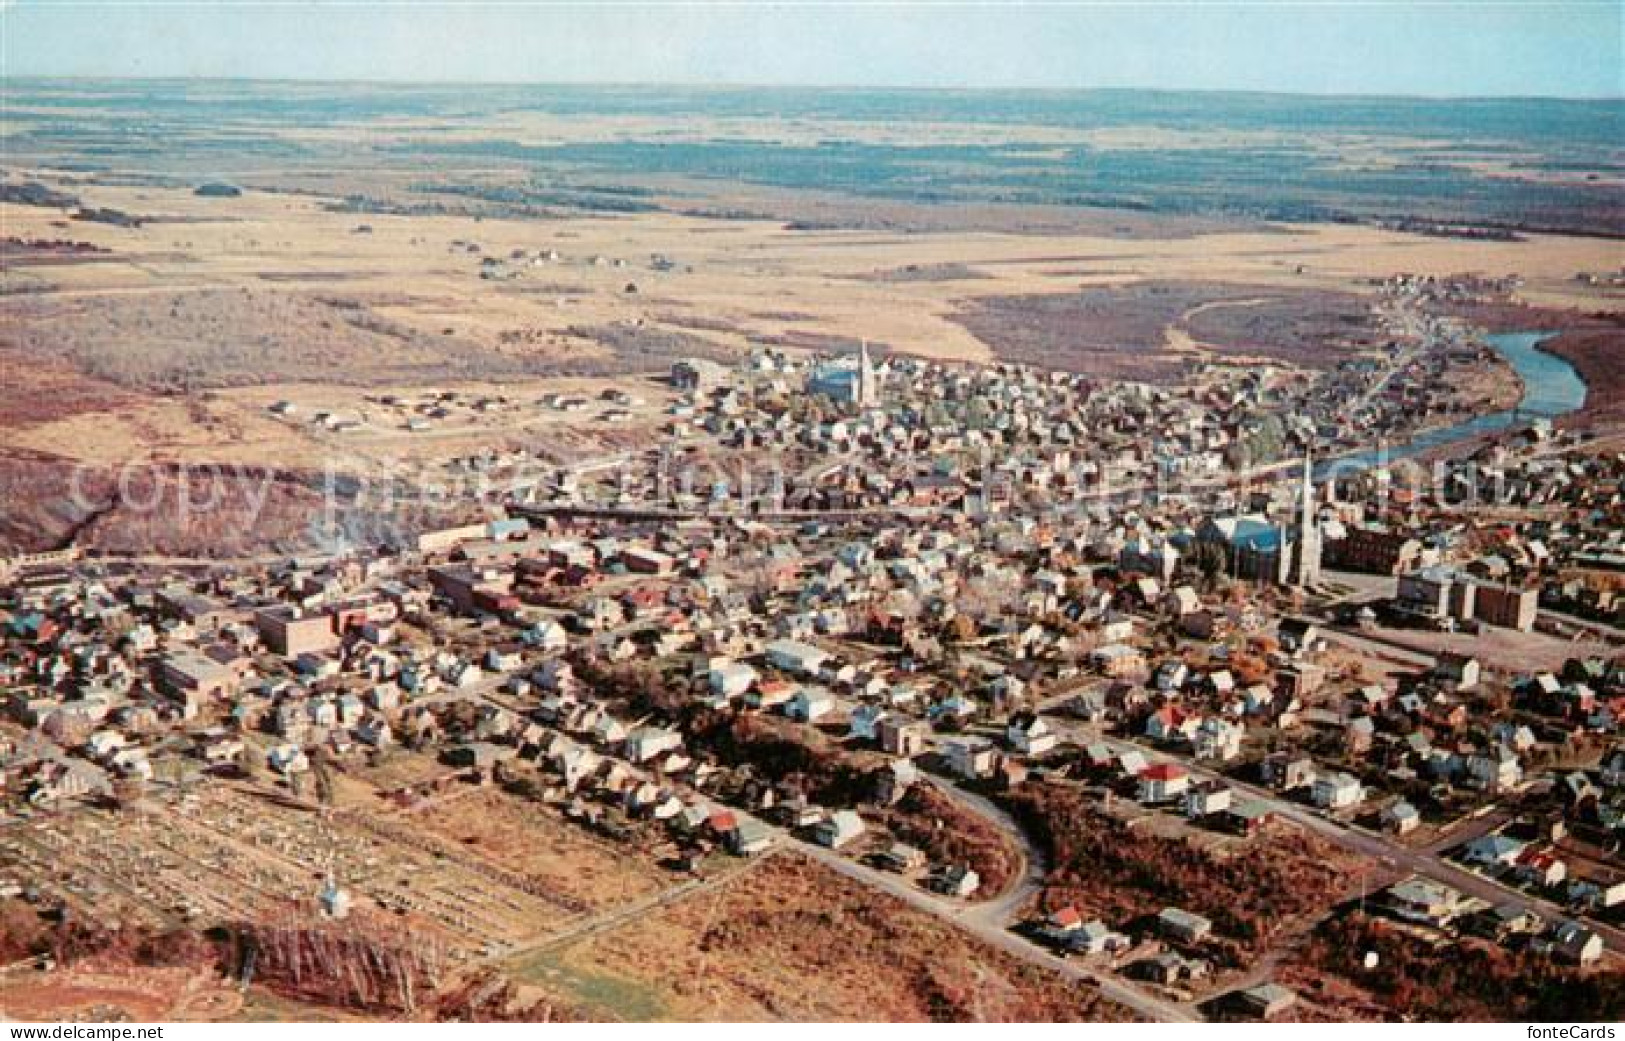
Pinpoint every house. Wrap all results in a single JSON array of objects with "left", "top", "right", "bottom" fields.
[
  {"left": 1435, "top": 652, "right": 1482, "bottom": 691},
  {"left": 1514, "top": 848, "right": 1568, "bottom": 887},
  {"left": 1136, "top": 951, "right": 1208, "bottom": 986},
  {"left": 1157, "top": 907, "right": 1213, "bottom": 943},
  {"left": 1137, "top": 763, "right": 1191, "bottom": 803},
  {"left": 1155, "top": 660, "right": 1191, "bottom": 693},
  {"left": 267, "top": 743, "right": 310, "bottom": 775},
  {"left": 849, "top": 703, "right": 889, "bottom": 742},
  {"left": 786, "top": 688, "right": 835, "bottom": 723},
  {"left": 1277, "top": 619, "right": 1320, "bottom": 656},
  {"left": 1382, "top": 800, "right": 1421, "bottom": 835},
  {"left": 1533, "top": 921, "right": 1605, "bottom": 965},
  {"left": 1184, "top": 781, "right": 1233, "bottom": 819},
  {"left": 875, "top": 759, "right": 918, "bottom": 805},
  {"left": 728, "top": 818, "right": 775, "bottom": 857},
  {"left": 709, "top": 660, "right": 759, "bottom": 698},
  {"left": 1040, "top": 905, "right": 1085, "bottom": 938},
  {"left": 484, "top": 646, "right": 523, "bottom": 673},
  {"left": 523, "top": 619, "right": 569, "bottom": 653},
  {"left": 1092, "top": 644, "right": 1146, "bottom": 678},
  {"left": 1064, "top": 921, "right": 1131, "bottom": 957},
  {"left": 1167, "top": 585, "right": 1201, "bottom": 617},
  {"left": 929, "top": 693, "right": 979, "bottom": 726},
  {"left": 1475, "top": 903, "right": 1545, "bottom": 941},
  {"left": 1238, "top": 983, "right": 1298, "bottom": 1019},
  {"left": 928, "top": 864, "right": 980, "bottom": 898},
  {"left": 944, "top": 737, "right": 997, "bottom": 780},
  {"left": 706, "top": 808, "right": 742, "bottom": 843},
  {"left": 1117, "top": 749, "right": 1149, "bottom": 776},
  {"left": 1145, "top": 704, "right": 1198, "bottom": 744},
  {"left": 1465, "top": 746, "right": 1522, "bottom": 793},
  {"left": 748, "top": 678, "right": 796, "bottom": 711},
  {"left": 878, "top": 842, "right": 927, "bottom": 873},
  {"left": 879, "top": 717, "right": 928, "bottom": 757},
  {"left": 814, "top": 810, "right": 866, "bottom": 849},
  {"left": 443, "top": 742, "right": 515, "bottom": 770},
  {"left": 355, "top": 718, "right": 393, "bottom": 748},
  {"left": 318, "top": 877, "right": 352, "bottom": 920},
  {"left": 1344, "top": 715, "right": 1376, "bottom": 755},
  {"left": 1262, "top": 753, "right": 1315, "bottom": 791},
  {"left": 1385, "top": 877, "right": 1467, "bottom": 926},
  {"left": 1006, "top": 712, "right": 1057, "bottom": 756},
  {"left": 1219, "top": 801, "right": 1276, "bottom": 837},
  {"left": 1193, "top": 717, "right": 1243, "bottom": 761},
  {"left": 1311, "top": 771, "right": 1363, "bottom": 810},
  {"left": 625, "top": 726, "right": 682, "bottom": 764},
  {"left": 765, "top": 639, "right": 830, "bottom": 677},
  {"left": 708, "top": 656, "right": 757, "bottom": 698},
  {"left": 1464, "top": 833, "right": 1527, "bottom": 869}
]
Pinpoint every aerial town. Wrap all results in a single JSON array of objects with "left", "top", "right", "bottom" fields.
[{"left": 4, "top": 255, "right": 1624, "bottom": 1022}]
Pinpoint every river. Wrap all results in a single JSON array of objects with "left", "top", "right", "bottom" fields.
[{"left": 1323, "top": 331, "right": 1588, "bottom": 477}]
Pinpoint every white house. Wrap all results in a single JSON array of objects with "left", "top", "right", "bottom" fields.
[
  {"left": 944, "top": 737, "right": 997, "bottom": 780},
  {"left": 1312, "top": 771, "right": 1363, "bottom": 810},
  {"left": 709, "top": 660, "right": 759, "bottom": 698},
  {"left": 1006, "top": 713, "right": 1057, "bottom": 756},
  {"left": 625, "top": 726, "right": 683, "bottom": 764},
  {"left": 1137, "top": 763, "right": 1191, "bottom": 803},
  {"left": 786, "top": 688, "right": 835, "bottom": 723},
  {"left": 814, "top": 810, "right": 867, "bottom": 849},
  {"left": 765, "top": 639, "right": 830, "bottom": 677}
]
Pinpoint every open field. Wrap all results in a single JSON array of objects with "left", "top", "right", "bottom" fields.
[
  {"left": 410, "top": 789, "right": 673, "bottom": 915},
  {"left": 1270, "top": 912, "right": 1625, "bottom": 1022},
  {"left": 504, "top": 851, "right": 1131, "bottom": 1022},
  {"left": 1006, "top": 784, "right": 1373, "bottom": 954},
  {"left": 0, "top": 959, "right": 246, "bottom": 1022},
  {"left": 2, "top": 166, "right": 1619, "bottom": 557},
  {"left": 0, "top": 81, "right": 1620, "bottom": 559},
  {"left": 1349, "top": 621, "right": 1614, "bottom": 674},
  {"left": 5, "top": 81, "right": 1620, "bottom": 233},
  {"left": 1443, "top": 300, "right": 1625, "bottom": 427},
  {"left": 4, "top": 177, "right": 1619, "bottom": 402},
  {"left": 0, "top": 777, "right": 677, "bottom": 959}
]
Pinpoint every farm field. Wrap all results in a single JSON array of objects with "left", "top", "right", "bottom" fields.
[{"left": 505, "top": 851, "right": 1134, "bottom": 1022}]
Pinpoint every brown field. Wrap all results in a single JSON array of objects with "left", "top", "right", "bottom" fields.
[
  {"left": 1272, "top": 911, "right": 1625, "bottom": 1022},
  {"left": 505, "top": 851, "right": 1131, "bottom": 1022},
  {"left": 1006, "top": 784, "right": 1372, "bottom": 954},
  {"left": 1354, "top": 621, "right": 1612, "bottom": 674},
  {"left": 410, "top": 788, "right": 673, "bottom": 915},
  {"left": 2, "top": 172, "right": 1621, "bottom": 554},
  {"left": 0, "top": 959, "right": 245, "bottom": 1022},
  {"left": 949, "top": 280, "right": 1375, "bottom": 378},
  {"left": 4, "top": 176, "right": 1619, "bottom": 401},
  {"left": 1444, "top": 299, "right": 1625, "bottom": 426},
  {"left": 0, "top": 782, "right": 640, "bottom": 958},
  {"left": 1544, "top": 324, "right": 1625, "bottom": 426}
]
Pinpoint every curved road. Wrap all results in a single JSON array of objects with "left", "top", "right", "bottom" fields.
[{"left": 923, "top": 776, "right": 1049, "bottom": 929}]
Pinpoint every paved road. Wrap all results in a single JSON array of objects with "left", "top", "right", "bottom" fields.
[
  {"left": 1316, "top": 626, "right": 1438, "bottom": 668},
  {"left": 924, "top": 777, "right": 1049, "bottom": 929},
  {"left": 491, "top": 852, "right": 779, "bottom": 965},
  {"left": 424, "top": 680, "right": 1194, "bottom": 1022},
  {"left": 1043, "top": 716, "right": 1625, "bottom": 953},
  {"left": 790, "top": 835, "right": 1198, "bottom": 1023}
]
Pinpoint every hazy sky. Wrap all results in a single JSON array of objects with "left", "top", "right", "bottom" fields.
[{"left": 2, "top": 1, "right": 1621, "bottom": 97}]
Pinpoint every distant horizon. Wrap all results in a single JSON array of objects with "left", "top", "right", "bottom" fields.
[
  {"left": 2, "top": 2, "right": 1620, "bottom": 100},
  {"left": 6, "top": 72, "right": 1622, "bottom": 104}
]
